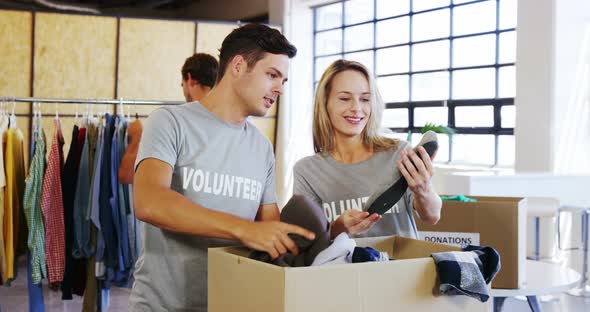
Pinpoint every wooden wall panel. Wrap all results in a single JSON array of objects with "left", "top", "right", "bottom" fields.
[
  {"left": 34, "top": 13, "right": 117, "bottom": 115},
  {"left": 118, "top": 18, "right": 195, "bottom": 116},
  {"left": 195, "top": 22, "right": 236, "bottom": 59},
  {"left": 0, "top": 10, "right": 32, "bottom": 114},
  {"left": 249, "top": 117, "right": 276, "bottom": 146}
]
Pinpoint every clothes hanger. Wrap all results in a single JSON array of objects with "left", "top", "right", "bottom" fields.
[{"left": 10, "top": 97, "right": 16, "bottom": 128}]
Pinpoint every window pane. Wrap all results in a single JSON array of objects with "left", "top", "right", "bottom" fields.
[
  {"left": 452, "top": 68, "right": 495, "bottom": 99},
  {"left": 453, "top": 1, "right": 496, "bottom": 36},
  {"left": 378, "top": 75, "right": 409, "bottom": 102},
  {"left": 345, "top": 0, "right": 374, "bottom": 25},
  {"left": 500, "top": 0, "right": 517, "bottom": 29},
  {"left": 315, "top": 29, "right": 342, "bottom": 55},
  {"left": 382, "top": 108, "right": 408, "bottom": 127},
  {"left": 435, "top": 133, "right": 450, "bottom": 162},
  {"left": 316, "top": 3, "right": 342, "bottom": 31},
  {"left": 499, "top": 31, "right": 516, "bottom": 63},
  {"left": 376, "top": 46, "right": 409, "bottom": 75},
  {"left": 315, "top": 55, "right": 341, "bottom": 81},
  {"left": 498, "top": 135, "right": 515, "bottom": 167},
  {"left": 344, "top": 23, "right": 374, "bottom": 52},
  {"left": 455, "top": 105, "right": 494, "bottom": 127},
  {"left": 412, "top": 133, "right": 450, "bottom": 162},
  {"left": 498, "top": 65, "right": 515, "bottom": 98},
  {"left": 377, "top": 0, "right": 409, "bottom": 19},
  {"left": 453, "top": 34, "right": 495, "bottom": 68},
  {"left": 412, "top": 72, "right": 449, "bottom": 101},
  {"left": 413, "top": 40, "right": 449, "bottom": 71},
  {"left": 376, "top": 17, "right": 409, "bottom": 47},
  {"left": 345, "top": 51, "right": 374, "bottom": 72},
  {"left": 413, "top": 9, "right": 450, "bottom": 42},
  {"left": 452, "top": 134, "right": 495, "bottom": 165},
  {"left": 413, "top": 0, "right": 450, "bottom": 12},
  {"left": 414, "top": 107, "right": 448, "bottom": 127},
  {"left": 453, "top": 0, "right": 475, "bottom": 4},
  {"left": 501, "top": 105, "right": 515, "bottom": 128}
]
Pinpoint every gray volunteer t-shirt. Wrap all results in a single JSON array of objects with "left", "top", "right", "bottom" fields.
[
  {"left": 129, "top": 102, "right": 276, "bottom": 312},
  {"left": 293, "top": 141, "right": 418, "bottom": 239}
]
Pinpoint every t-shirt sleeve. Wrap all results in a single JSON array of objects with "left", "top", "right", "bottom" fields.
[
  {"left": 260, "top": 143, "right": 277, "bottom": 205},
  {"left": 292, "top": 160, "right": 322, "bottom": 205},
  {"left": 135, "top": 108, "right": 180, "bottom": 171}
]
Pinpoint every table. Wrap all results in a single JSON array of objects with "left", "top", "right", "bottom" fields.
[{"left": 491, "top": 260, "right": 581, "bottom": 312}]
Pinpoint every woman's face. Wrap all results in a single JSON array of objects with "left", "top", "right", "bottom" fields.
[{"left": 326, "top": 70, "right": 372, "bottom": 140}]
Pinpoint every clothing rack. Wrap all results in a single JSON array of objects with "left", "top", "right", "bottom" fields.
[
  {"left": 0, "top": 96, "right": 182, "bottom": 120},
  {"left": 1, "top": 96, "right": 183, "bottom": 106}
]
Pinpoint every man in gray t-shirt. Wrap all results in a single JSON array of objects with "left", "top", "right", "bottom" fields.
[
  {"left": 129, "top": 24, "right": 314, "bottom": 312},
  {"left": 294, "top": 141, "right": 419, "bottom": 239}
]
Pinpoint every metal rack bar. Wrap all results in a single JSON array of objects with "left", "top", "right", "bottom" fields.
[{"left": 0, "top": 97, "right": 183, "bottom": 106}]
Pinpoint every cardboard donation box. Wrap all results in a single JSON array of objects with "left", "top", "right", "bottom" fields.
[
  {"left": 208, "top": 236, "right": 491, "bottom": 312},
  {"left": 416, "top": 196, "right": 527, "bottom": 289}
]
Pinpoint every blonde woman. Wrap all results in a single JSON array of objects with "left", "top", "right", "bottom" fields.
[{"left": 293, "top": 60, "right": 441, "bottom": 239}]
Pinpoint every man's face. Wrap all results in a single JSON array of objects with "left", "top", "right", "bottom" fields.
[
  {"left": 181, "top": 78, "right": 192, "bottom": 102},
  {"left": 234, "top": 53, "right": 289, "bottom": 117}
]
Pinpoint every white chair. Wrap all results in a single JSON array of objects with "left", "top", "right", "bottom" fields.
[
  {"left": 526, "top": 197, "right": 560, "bottom": 261},
  {"left": 558, "top": 205, "right": 590, "bottom": 297}
]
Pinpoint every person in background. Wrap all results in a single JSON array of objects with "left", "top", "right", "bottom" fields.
[
  {"left": 118, "top": 53, "right": 219, "bottom": 184},
  {"left": 180, "top": 53, "right": 219, "bottom": 103},
  {"left": 293, "top": 59, "right": 441, "bottom": 241}
]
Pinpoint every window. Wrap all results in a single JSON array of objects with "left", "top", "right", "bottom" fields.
[{"left": 313, "top": 0, "right": 517, "bottom": 166}]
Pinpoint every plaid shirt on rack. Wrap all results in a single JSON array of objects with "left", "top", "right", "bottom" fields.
[{"left": 41, "top": 119, "right": 66, "bottom": 284}]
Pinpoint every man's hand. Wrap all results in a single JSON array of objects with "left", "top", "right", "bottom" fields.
[
  {"left": 235, "top": 221, "right": 316, "bottom": 259},
  {"left": 331, "top": 210, "right": 381, "bottom": 239}
]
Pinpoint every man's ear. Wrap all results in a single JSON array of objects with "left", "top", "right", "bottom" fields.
[
  {"left": 230, "top": 55, "right": 247, "bottom": 77},
  {"left": 187, "top": 73, "right": 200, "bottom": 87}
]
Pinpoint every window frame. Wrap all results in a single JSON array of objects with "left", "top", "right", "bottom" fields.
[{"left": 313, "top": 0, "right": 516, "bottom": 166}]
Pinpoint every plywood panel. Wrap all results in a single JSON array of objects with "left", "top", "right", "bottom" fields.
[
  {"left": 34, "top": 13, "right": 117, "bottom": 115},
  {"left": 0, "top": 10, "right": 32, "bottom": 114},
  {"left": 249, "top": 117, "right": 276, "bottom": 146},
  {"left": 118, "top": 18, "right": 195, "bottom": 112},
  {"left": 195, "top": 22, "right": 237, "bottom": 59}
]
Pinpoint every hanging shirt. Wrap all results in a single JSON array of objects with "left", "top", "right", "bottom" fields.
[
  {"left": 91, "top": 122, "right": 106, "bottom": 278},
  {"left": 23, "top": 117, "right": 47, "bottom": 285},
  {"left": 41, "top": 118, "right": 66, "bottom": 284},
  {"left": 61, "top": 125, "right": 79, "bottom": 300},
  {"left": 73, "top": 126, "right": 92, "bottom": 258},
  {"left": 3, "top": 124, "right": 27, "bottom": 282},
  {"left": 114, "top": 118, "right": 131, "bottom": 277},
  {"left": 82, "top": 120, "right": 100, "bottom": 312},
  {"left": 118, "top": 119, "right": 142, "bottom": 184},
  {"left": 0, "top": 115, "right": 8, "bottom": 284}
]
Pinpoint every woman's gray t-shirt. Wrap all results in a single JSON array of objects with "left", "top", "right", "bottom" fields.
[{"left": 293, "top": 141, "right": 418, "bottom": 239}]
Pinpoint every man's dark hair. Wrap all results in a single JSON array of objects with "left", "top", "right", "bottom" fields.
[
  {"left": 217, "top": 23, "right": 297, "bottom": 83},
  {"left": 181, "top": 53, "right": 219, "bottom": 88}
]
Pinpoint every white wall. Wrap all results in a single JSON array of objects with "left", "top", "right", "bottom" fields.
[
  {"left": 514, "top": 0, "right": 556, "bottom": 172},
  {"left": 516, "top": 0, "right": 590, "bottom": 174},
  {"left": 552, "top": 0, "right": 590, "bottom": 174}
]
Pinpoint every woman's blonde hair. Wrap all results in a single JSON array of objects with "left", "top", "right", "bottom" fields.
[{"left": 313, "top": 59, "right": 399, "bottom": 153}]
